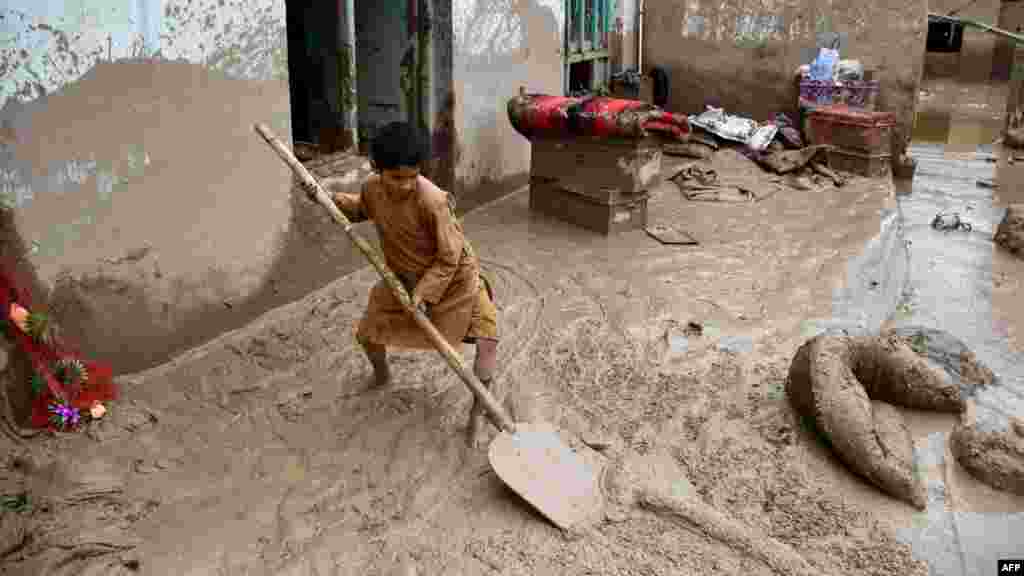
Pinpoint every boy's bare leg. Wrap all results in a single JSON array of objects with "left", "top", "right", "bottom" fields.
[
  {"left": 357, "top": 336, "right": 391, "bottom": 388},
  {"left": 468, "top": 337, "right": 499, "bottom": 448}
]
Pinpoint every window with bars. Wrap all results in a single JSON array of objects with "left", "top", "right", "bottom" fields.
[{"left": 565, "top": 0, "right": 612, "bottom": 95}]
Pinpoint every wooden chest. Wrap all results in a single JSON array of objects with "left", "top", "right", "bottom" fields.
[{"left": 529, "top": 178, "right": 649, "bottom": 235}]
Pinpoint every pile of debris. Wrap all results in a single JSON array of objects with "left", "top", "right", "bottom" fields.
[
  {"left": 665, "top": 109, "right": 846, "bottom": 204},
  {"left": 667, "top": 40, "right": 908, "bottom": 190}
]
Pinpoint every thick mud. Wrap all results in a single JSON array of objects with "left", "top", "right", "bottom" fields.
[
  {"left": 950, "top": 418, "right": 1024, "bottom": 496},
  {"left": 0, "top": 151, "right": 944, "bottom": 575}
]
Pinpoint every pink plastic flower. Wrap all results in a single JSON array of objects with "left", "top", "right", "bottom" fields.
[
  {"left": 8, "top": 303, "right": 28, "bottom": 332},
  {"left": 90, "top": 402, "right": 107, "bottom": 419}
]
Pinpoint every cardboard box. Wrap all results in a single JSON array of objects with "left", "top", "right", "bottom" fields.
[
  {"left": 529, "top": 179, "right": 649, "bottom": 235},
  {"left": 530, "top": 137, "right": 663, "bottom": 200}
]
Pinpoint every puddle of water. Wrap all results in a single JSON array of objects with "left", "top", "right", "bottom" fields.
[
  {"left": 717, "top": 335, "right": 753, "bottom": 354},
  {"left": 914, "top": 111, "right": 953, "bottom": 144},
  {"left": 886, "top": 142, "right": 1024, "bottom": 573},
  {"left": 912, "top": 111, "right": 1003, "bottom": 153},
  {"left": 667, "top": 333, "right": 689, "bottom": 355}
]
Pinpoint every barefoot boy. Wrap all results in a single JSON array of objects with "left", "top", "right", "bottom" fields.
[{"left": 325, "top": 121, "right": 500, "bottom": 445}]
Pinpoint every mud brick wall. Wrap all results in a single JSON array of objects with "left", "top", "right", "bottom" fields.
[
  {"left": 643, "top": 0, "right": 928, "bottom": 160},
  {"left": 928, "top": 0, "right": 1000, "bottom": 82}
]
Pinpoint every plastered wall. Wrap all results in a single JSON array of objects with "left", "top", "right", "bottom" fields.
[
  {"left": 1, "top": 0, "right": 297, "bottom": 373},
  {"left": 643, "top": 0, "right": 928, "bottom": 159},
  {"left": 451, "top": 0, "right": 564, "bottom": 208}
]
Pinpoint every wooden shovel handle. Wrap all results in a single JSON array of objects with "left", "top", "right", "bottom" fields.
[{"left": 253, "top": 123, "right": 515, "bottom": 433}]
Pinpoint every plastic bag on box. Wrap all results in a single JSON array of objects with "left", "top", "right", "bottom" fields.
[
  {"left": 808, "top": 47, "right": 839, "bottom": 82},
  {"left": 689, "top": 107, "right": 777, "bottom": 151},
  {"left": 836, "top": 59, "right": 864, "bottom": 83},
  {"left": 747, "top": 124, "right": 779, "bottom": 151},
  {"left": 689, "top": 107, "right": 757, "bottom": 143}
]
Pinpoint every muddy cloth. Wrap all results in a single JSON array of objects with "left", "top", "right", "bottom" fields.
[
  {"left": 755, "top": 145, "right": 834, "bottom": 175},
  {"left": 332, "top": 175, "right": 498, "bottom": 349},
  {"left": 671, "top": 148, "right": 786, "bottom": 203},
  {"left": 507, "top": 94, "right": 690, "bottom": 142}
]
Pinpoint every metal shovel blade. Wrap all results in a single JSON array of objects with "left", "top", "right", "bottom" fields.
[{"left": 488, "top": 421, "right": 605, "bottom": 532}]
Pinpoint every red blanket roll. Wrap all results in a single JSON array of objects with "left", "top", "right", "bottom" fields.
[{"left": 507, "top": 94, "right": 690, "bottom": 142}]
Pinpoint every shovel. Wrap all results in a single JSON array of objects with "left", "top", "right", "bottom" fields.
[{"left": 253, "top": 123, "right": 604, "bottom": 532}]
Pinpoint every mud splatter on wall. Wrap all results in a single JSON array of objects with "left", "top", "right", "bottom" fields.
[
  {"left": 452, "top": 0, "right": 563, "bottom": 201},
  {"left": 0, "top": 1, "right": 298, "bottom": 374}
]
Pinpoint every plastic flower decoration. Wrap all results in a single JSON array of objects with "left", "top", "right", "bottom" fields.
[
  {"left": 28, "top": 372, "right": 45, "bottom": 396},
  {"left": 48, "top": 403, "right": 81, "bottom": 428},
  {"left": 55, "top": 358, "right": 89, "bottom": 386},
  {"left": 8, "top": 302, "right": 28, "bottom": 332},
  {"left": 89, "top": 402, "right": 107, "bottom": 419},
  {"left": 25, "top": 310, "right": 52, "bottom": 344}
]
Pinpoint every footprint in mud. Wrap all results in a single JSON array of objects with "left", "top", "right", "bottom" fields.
[
  {"left": 0, "top": 453, "right": 149, "bottom": 575},
  {"left": 130, "top": 457, "right": 182, "bottom": 475},
  {"left": 276, "top": 388, "right": 314, "bottom": 423},
  {"left": 85, "top": 401, "right": 159, "bottom": 443}
]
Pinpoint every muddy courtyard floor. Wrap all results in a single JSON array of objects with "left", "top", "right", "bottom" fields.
[{"left": 3, "top": 153, "right": 1024, "bottom": 575}]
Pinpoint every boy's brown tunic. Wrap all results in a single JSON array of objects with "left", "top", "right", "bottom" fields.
[{"left": 333, "top": 174, "right": 496, "bottom": 349}]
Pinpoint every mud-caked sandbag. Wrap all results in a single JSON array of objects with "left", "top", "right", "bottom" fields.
[
  {"left": 787, "top": 333, "right": 927, "bottom": 508},
  {"left": 851, "top": 332, "right": 966, "bottom": 412},
  {"left": 950, "top": 417, "right": 1024, "bottom": 496},
  {"left": 995, "top": 204, "right": 1024, "bottom": 259},
  {"left": 888, "top": 326, "right": 995, "bottom": 399},
  {"left": 788, "top": 326, "right": 996, "bottom": 507},
  {"left": 1004, "top": 128, "right": 1024, "bottom": 150}
]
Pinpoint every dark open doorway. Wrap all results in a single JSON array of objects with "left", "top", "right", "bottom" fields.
[
  {"left": 285, "top": 0, "right": 339, "bottom": 148},
  {"left": 283, "top": 1, "right": 454, "bottom": 191}
]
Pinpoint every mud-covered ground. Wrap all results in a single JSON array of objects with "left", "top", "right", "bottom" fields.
[{"left": 4, "top": 146, "right": 1019, "bottom": 575}]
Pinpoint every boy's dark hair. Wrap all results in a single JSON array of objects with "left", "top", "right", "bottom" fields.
[{"left": 370, "top": 121, "right": 427, "bottom": 171}]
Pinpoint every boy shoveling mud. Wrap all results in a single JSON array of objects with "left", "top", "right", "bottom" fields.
[{"left": 319, "top": 121, "right": 500, "bottom": 447}]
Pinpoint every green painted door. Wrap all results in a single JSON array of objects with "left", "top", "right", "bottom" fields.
[{"left": 564, "top": 0, "right": 612, "bottom": 94}]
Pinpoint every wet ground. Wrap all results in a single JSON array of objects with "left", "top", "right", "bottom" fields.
[
  {"left": 886, "top": 142, "right": 1024, "bottom": 575},
  {"left": 4, "top": 88, "right": 1024, "bottom": 572},
  {"left": 877, "top": 74, "right": 1024, "bottom": 573}
]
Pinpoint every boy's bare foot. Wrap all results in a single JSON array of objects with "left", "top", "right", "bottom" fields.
[
  {"left": 368, "top": 366, "right": 391, "bottom": 389},
  {"left": 358, "top": 339, "right": 390, "bottom": 389}
]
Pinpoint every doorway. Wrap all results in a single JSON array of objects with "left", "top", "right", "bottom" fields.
[
  {"left": 283, "top": 1, "right": 454, "bottom": 190},
  {"left": 285, "top": 0, "right": 339, "bottom": 149}
]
